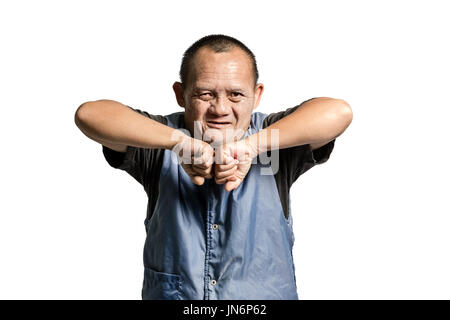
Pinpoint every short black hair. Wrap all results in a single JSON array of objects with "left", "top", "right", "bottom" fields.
[{"left": 179, "top": 34, "right": 259, "bottom": 88}]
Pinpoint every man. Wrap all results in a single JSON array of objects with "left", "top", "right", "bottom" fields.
[{"left": 74, "top": 34, "right": 353, "bottom": 300}]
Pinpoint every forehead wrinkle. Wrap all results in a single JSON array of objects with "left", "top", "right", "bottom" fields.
[
  {"left": 195, "top": 67, "right": 250, "bottom": 81},
  {"left": 194, "top": 68, "right": 249, "bottom": 79},
  {"left": 194, "top": 81, "right": 248, "bottom": 91},
  {"left": 194, "top": 57, "right": 251, "bottom": 76},
  {"left": 194, "top": 73, "right": 249, "bottom": 88}
]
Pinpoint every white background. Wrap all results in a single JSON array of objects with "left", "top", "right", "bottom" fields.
[{"left": 1, "top": 0, "right": 449, "bottom": 299}]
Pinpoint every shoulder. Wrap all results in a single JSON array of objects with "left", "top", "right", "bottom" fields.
[
  {"left": 250, "top": 111, "right": 269, "bottom": 132},
  {"left": 162, "top": 111, "right": 186, "bottom": 129}
]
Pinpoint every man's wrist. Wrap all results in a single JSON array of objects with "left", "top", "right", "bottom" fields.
[
  {"left": 169, "top": 129, "right": 191, "bottom": 151},
  {"left": 244, "top": 130, "right": 268, "bottom": 159}
]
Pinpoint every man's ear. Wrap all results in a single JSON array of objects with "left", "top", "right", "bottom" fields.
[
  {"left": 173, "top": 81, "right": 185, "bottom": 108},
  {"left": 252, "top": 83, "right": 264, "bottom": 110}
]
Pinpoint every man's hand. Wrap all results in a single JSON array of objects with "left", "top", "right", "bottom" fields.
[
  {"left": 172, "top": 135, "right": 215, "bottom": 186},
  {"left": 214, "top": 138, "right": 259, "bottom": 192},
  {"left": 172, "top": 132, "right": 260, "bottom": 190}
]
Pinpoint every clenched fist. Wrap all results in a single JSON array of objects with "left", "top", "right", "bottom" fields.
[
  {"left": 172, "top": 135, "right": 215, "bottom": 186},
  {"left": 172, "top": 131, "right": 260, "bottom": 190},
  {"left": 214, "top": 139, "right": 259, "bottom": 192}
]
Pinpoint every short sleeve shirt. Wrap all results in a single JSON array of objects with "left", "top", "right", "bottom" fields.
[{"left": 102, "top": 101, "right": 335, "bottom": 220}]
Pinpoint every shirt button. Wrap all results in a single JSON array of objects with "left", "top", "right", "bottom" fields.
[
  {"left": 210, "top": 279, "right": 217, "bottom": 286},
  {"left": 212, "top": 224, "right": 219, "bottom": 230}
]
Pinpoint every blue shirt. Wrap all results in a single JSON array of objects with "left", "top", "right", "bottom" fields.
[{"left": 102, "top": 104, "right": 335, "bottom": 299}]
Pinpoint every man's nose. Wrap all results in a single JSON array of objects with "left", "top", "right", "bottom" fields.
[{"left": 209, "top": 95, "right": 231, "bottom": 116}]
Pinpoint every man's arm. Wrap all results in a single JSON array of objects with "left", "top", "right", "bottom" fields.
[
  {"left": 247, "top": 97, "right": 353, "bottom": 154},
  {"left": 214, "top": 97, "right": 351, "bottom": 191},
  {"left": 74, "top": 99, "right": 215, "bottom": 185},
  {"left": 74, "top": 99, "right": 184, "bottom": 151}
]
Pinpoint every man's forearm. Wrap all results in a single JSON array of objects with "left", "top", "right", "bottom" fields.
[
  {"left": 246, "top": 97, "right": 353, "bottom": 154},
  {"left": 74, "top": 99, "right": 184, "bottom": 150}
]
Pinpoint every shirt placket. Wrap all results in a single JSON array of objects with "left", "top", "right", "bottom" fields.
[{"left": 204, "top": 179, "right": 219, "bottom": 300}]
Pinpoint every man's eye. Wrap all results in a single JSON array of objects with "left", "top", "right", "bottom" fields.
[
  {"left": 231, "top": 92, "right": 242, "bottom": 97},
  {"left": 200, "top": 93, "right": 213, "bottom": 98}
]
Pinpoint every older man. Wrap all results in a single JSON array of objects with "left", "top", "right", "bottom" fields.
[{"left": 74, "top": 34, "right": 353, "bottom": 300}]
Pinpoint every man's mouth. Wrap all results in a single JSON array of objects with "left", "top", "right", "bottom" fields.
[{"left": 206, "top": 121, "right": 232, "bottom": 129}]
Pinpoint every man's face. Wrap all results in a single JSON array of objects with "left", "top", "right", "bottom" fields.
[{"left": 173, "top": 46, "right": 264, "bottom": 144}]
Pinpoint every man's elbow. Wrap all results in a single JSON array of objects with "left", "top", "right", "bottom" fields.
[
  {"left": 335, "top": 99, "right": 353, "bottom": 126},
  {"left": 314, "top": 97, "right": 353, "bottom": 123},
  {"left": 74, "top": 100, "right": 102, "bottom": 127},
  {"left": 319, "top": 97, "right": 353, "bottom": 132},
  {"left": 75, "top": 100, "right": 102, "bottom": 131},
  {"left": 75, "top": 102, "right": 88, "bottom": 128}
]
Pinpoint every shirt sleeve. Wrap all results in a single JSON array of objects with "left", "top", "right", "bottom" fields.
[
  {"left": 262, "top": 98, "right": 336, "bottom": 184},
  {"left": 102, "top": 106, "right": 167, "bottom": 194},
  {"left": 262, "top": 99, "right": 336, "bottom": 220}
]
